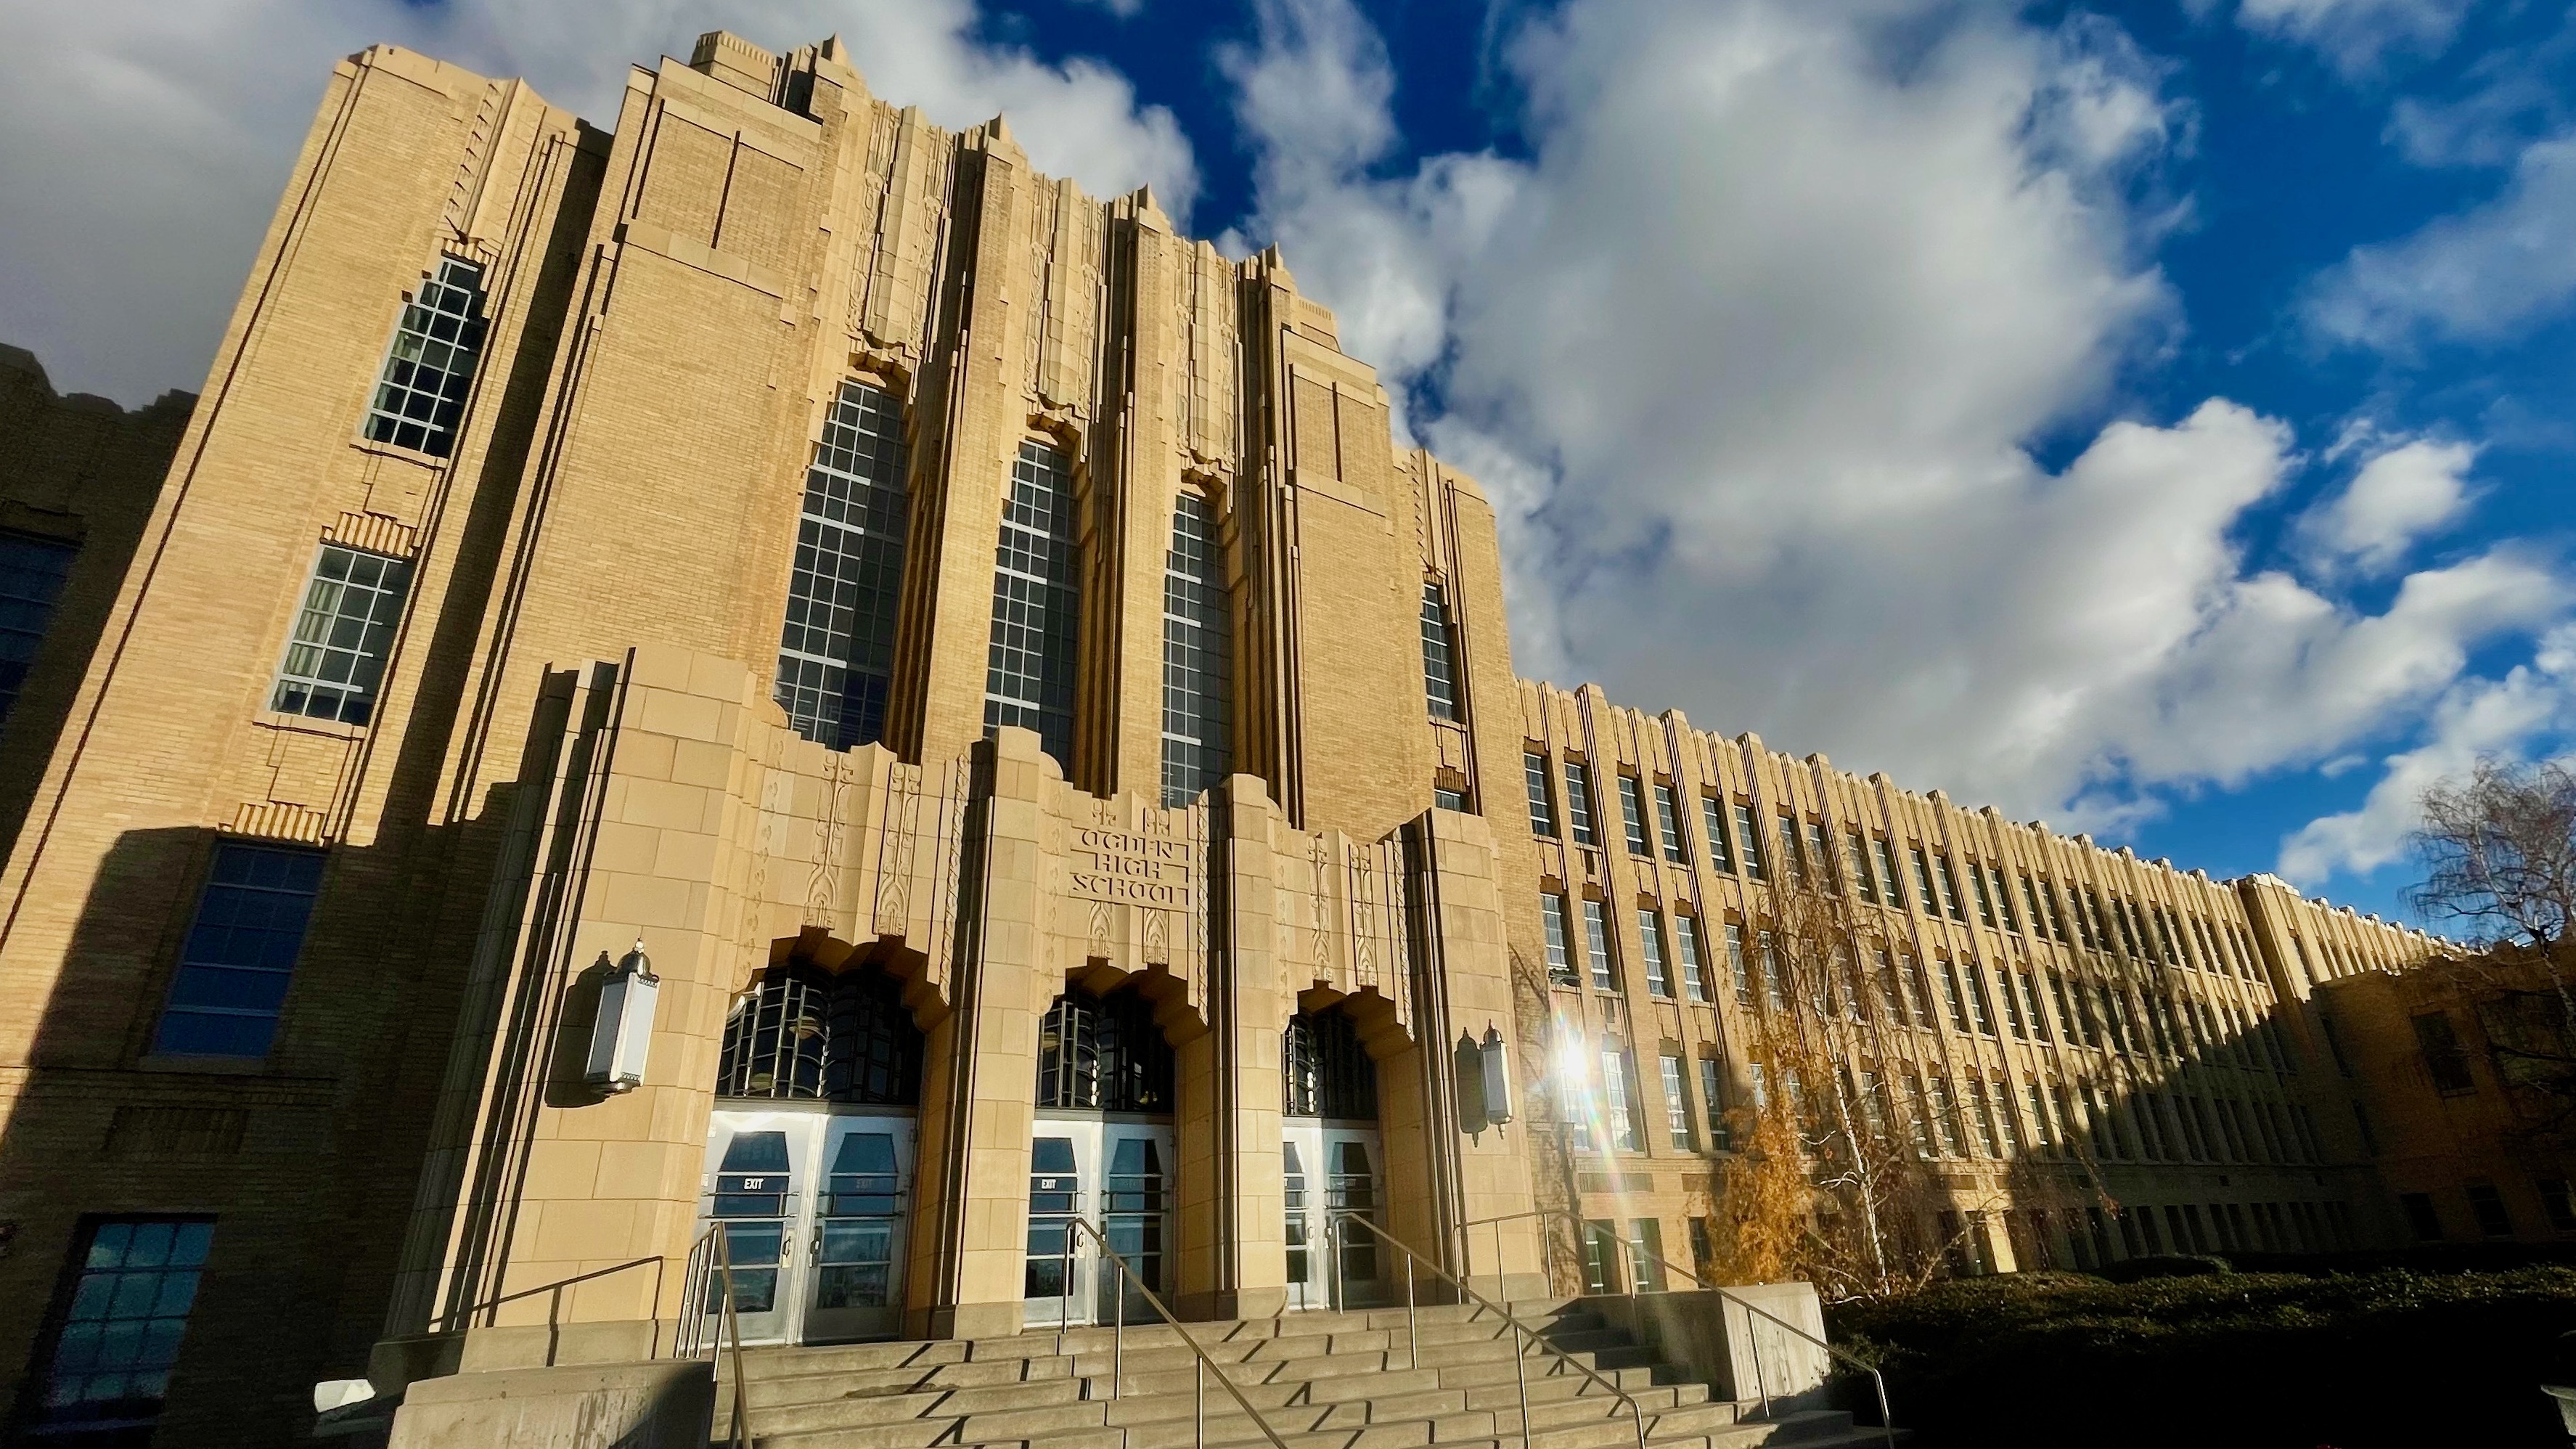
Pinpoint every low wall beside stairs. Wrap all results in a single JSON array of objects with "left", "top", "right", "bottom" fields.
[
  {"left": 385, "top": 1358, "right": 715, "bottom": 1449},
  {"left": 1582, "top": 1281, "right": 1833, "bottom": 1413}
]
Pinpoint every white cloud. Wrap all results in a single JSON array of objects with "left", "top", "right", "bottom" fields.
[
  {"left": 2295, "top": 436, "right": 2477, "bottom": 574},
  {"left": 2306, "top": 132, "right": 2576, "bottom": 351},
  {"left": 2278, "top": 624, "right": 2576, "bottom": 881},
  {"left": 2382, "top": 10, "right": 2576, "bottom": 166},
  {"left": 2232, "top": 0, "right": 2475, "bottom": 75},
  {"left": 1222, "top": 0, "right": 2575, "bottom": 833},
  {"left": 0, "top": 0, "right": 1197, "bottom": 406}
]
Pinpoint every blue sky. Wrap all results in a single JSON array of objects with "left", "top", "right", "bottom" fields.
[{"left": 7, "top": 0, "right": 2575, "bottom": 930}]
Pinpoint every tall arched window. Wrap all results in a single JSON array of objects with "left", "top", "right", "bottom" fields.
[
  {"left": 1158, "top": 492, "right": 1230, "bottom": 807},
  {"left": 716, "top": 963, "right": 923, "bottom": 1105},
  {"left": 1284, "top": 1008, "right": 1378, "bottom": 1119},
  {"left": 986, "top": 440, "right": 1080, "bottom": 767},
  {"left": 1035, "top": 984, "right": 1172, "bottom": 1113},
  {"left": 775, "top": 379, "right": 910, "bottom": 750}
]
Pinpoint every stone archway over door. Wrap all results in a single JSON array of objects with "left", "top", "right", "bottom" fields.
[
  {"left": 700, "top": 960, "right": 924, "bottom": 1344},
  {"left": 1023, "top": 981, "right": 1177, "bottom": 1328}
]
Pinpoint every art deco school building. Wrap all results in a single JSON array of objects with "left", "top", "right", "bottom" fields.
[{"left": 0, "top": 30, "right": 2480, "bottom": 1448}]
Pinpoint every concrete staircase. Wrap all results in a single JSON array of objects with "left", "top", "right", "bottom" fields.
[{"left": 716, "top": 1299, "right": 1891, "bottom": 1449}]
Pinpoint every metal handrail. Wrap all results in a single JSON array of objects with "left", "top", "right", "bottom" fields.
[
  {"left": 1052, "top": 1217, "right": 1293, "bottom": 1449},
  {"left": 1327, "top": 1209, "right": 1649, "bottom": 1449},
  {"left": 460, "top": 1254, "right": 665, "bottom": 1325},
  {"left": 1464, "top": 1207, "right": 1897, "bottom": 1449},
  {"left": 681, "top": 1224, "right": 755, "bottom": 1449},
  {"left": 454, "top": 1254, "right": 666, "bottom": 1370}
]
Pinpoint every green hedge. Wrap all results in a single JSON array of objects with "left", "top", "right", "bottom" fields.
[{"left": 1825, "top": 1267, "right": 2576, "bottom": 1448}]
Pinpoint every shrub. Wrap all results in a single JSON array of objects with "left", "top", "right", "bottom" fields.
[
  {"left": 1826, "top": 1265, "right": 2576, "bottom": 1448},
  {"left": 2098, "top": 1254, "right": 2231, "bottom": 1283}
]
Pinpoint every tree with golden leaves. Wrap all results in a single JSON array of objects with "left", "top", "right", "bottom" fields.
[{"left": 1702, "top": 854, "right": 2109, "bottom": 1297}]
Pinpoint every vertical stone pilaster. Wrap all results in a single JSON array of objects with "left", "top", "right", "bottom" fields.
[
  {"left": 907, "top": 726, "right": 1049, "bottom": 1339},
  {"left": 1177, "top": 775, "right": 1288, "bottom": 1319},
  {"left": 1406, "top": 807, "right": 1546, "bottom": 1297}
]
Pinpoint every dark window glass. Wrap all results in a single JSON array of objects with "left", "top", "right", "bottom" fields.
[
  {"left": 2539, "top": 1178, "right": 2576, "bottom": 1233},
  {"left": 1701, "top": 796, "right": 1735, "bottom": 873},
  {"left": 1420, "top": 581, "right": 1460, "bottom": 720},
  {"left": 1160, "top": 494, "right": 1231, "bottom": 804},
  {"left": 363, "top": 256, "right": 487, "bottom": 457},
  {"left": 270, "top": 545, "right": 411, "bottom": 724},
  {"left": 1676, "top": 914, "right": 1709, "bottom": 1003},
  {"left": 1283, "top": 1142, "right": 1309, "bottom": 1281},
  {"left": 1035, "top": 984, "right": 1172, "bottom": 1113},
  {"left": 0, "top": 531, "right": 75, "bottom": 726},
  {"left": 775, "top": 379, "right": 910, "bottom": 751},
  {"left": 1283, "top": 1008, "right": 1378, "bottom": 1119},
  {"left": 152, "top": 844, "right": 324, "bottom": 1058},
  {"left": 2400, "top": 1191, "right": 2442, "bottom": 1241},
  {"left": 2411, "top": 1011, "right": 2474, "bottom": 1094},
  {"left": 1581, "top": 1220, "right": 1619, "bottom": 1292},
  {"left": 715, "top": 963, "right": 923, "bottom": 1105},
  {"left": 1540, "top": 893, "right": 1578, "bottom": 987},
  {"left": 1524, "top": 752, "right": 1555, "bottom": 836},
  {"left": 984, "top": 440, "right": 1079, "bottom": 766},
  {"left": 1699, "top": 1056, "right": 1732, "bottom": 1151},
  {"left": 1584, "top": 899, "right": 1616, "bottom": 991},
  {"left": 1638, "top": 909, "right": 1670, "bottom": 997},
  {"left": 1734, "top": 802, "right": 1767, "bottom": 881},
  {"left": 1564, "top": 762, "right": 1595, "bottom": 846},
  {"left": 1804, "top": 818, "right": 1836, "bottom": 891},
  {"left": 1103, "top": 1138, "right": 1166, "bottom": 1291},
  {"left": 1661, "top": 1054, "right": 1693, "bottom": 1149},
  {"left": 1025, "top": 1135, "right": 1080, "bottom": 1299},
  {"left": 27, "top": 1217, "right": 215, "bottom": 1441},
  {"left": 1653, "top": 783, "right": 1687, "bottom": 863}
]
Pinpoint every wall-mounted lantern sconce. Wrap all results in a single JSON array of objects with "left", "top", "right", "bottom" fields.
[
  {"left": 584, "top": 939, "right": 659, "bottom": 1093},
  {"left": 1479, "top": 1024, "right": 1514, "bottom": 1127}
]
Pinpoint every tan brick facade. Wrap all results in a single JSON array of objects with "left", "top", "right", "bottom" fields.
[
  {"left": 0, "top": 30, "right": 2480, "bottom": 1448},
  {"left": 1507, "top": 683, "right": 2448, "bottom": 1284}
]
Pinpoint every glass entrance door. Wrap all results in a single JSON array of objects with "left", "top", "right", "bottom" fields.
[
  {"left": 1280, "top": 1121, "right": 1385, "bottom": 1309},
  {"left": 1022, "top": 1117, "right": 1174, "bottom": 1326},
  {"left": 804, "top": 1117, "right": 913, "bottom": 1341},
  {"left": 1099, "top": 1131, "right": 1169, "bottom": 1324},
  {"left": 1283, "top": 1139, "right": 1320, "bottom": 1311},
  {"left": 700, "top": 1107, "right": 913, "bottom": 1344}
]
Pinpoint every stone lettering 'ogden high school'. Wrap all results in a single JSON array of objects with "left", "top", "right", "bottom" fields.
[{"left": 0, "top": 31, "right": 2477, "bottom": 1449}]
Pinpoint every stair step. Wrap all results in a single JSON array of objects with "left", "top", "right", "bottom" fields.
[
  {"left": 724, "top": 1305, "right": 1886, "bottom": 1449},
  {"left": 735, "top": 1340, "right": 970, "bottom": 1379},
  {"left": 1085, "top": 1363, "right": 1449, "bottom": 1404},
  {"left": 1722, "top": 1410, "right": 1873, "bottom": 1445},
  {"left": 1208, "top": 1413, "right": 1892, "bottom": 1449},
  {"left": 769, "top": 1376, "right": 1095, "bottom": 1427},
  {"left": 1441, "top": 1358, "right": 1664, "bottom": 1393},
  {"left": 1103, "top": 1383, "right": 1469, "bottom": 1430},
  {"left": 1461, "top": 1376, "right": 1703, "bottom": 1413},
  {"left": 820, "top": 1355, "right": 1072, "bottom": 1399},
  {"left": 754, "top": 1429, "right": 1126, "bottom": 1449}
]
